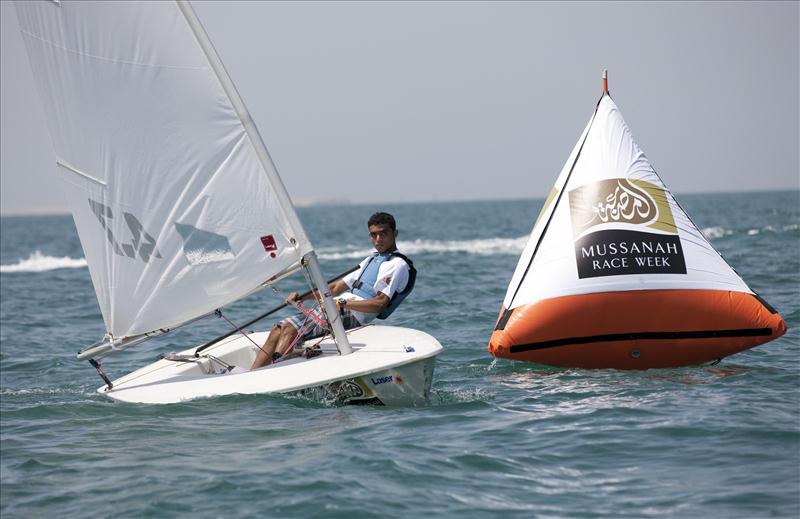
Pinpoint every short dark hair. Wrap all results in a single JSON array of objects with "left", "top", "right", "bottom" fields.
[{"left": 368, "top": 212, "right": 396, "bottom": 231}]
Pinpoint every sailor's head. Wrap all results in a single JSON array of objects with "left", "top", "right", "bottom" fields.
[{"left": 368, "top": 212, "right": 398, "bottom": 254}]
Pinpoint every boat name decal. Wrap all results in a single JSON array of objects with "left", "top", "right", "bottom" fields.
[{"left": 370, "top": 375, "right": 393, "bottom": 385}]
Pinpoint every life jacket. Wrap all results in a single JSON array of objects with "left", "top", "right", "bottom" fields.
[{"left": 351, "top": 251, "right": 416, "bottom": 320}]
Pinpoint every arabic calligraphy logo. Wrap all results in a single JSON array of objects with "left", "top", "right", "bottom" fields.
[
  {"left": 570, "top": 179, "right": 663, "bottom": 237},
  {"left": 591, "top": 180, "right": 656, "bottom": 225}
]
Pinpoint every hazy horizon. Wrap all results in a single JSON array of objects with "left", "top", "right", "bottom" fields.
[
  {"left": 1, "top": 186, "right": 798, "bottom": 218},
  {"left": 2, "top": 1, "right": 798, "bottom": 216}
]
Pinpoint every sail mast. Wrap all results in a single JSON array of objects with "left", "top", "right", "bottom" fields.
[
  {"left": 304, "top": 253, "right": 353, "bottom": 355},
  {"left": 175, "top": 1, "right": 306, "bottom": 248},
  {"left": 175, "top": 1, "right": 352, "bottom": 355}
]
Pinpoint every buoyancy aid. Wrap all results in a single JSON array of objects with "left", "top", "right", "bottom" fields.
[
  {"left": 351, "top": 252, "right": 390, "bottom": 299},
  {"left": 351, "top": 251, "right": 417, "bottom": 320}
]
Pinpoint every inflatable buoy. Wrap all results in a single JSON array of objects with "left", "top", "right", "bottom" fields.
[{"left": 489, "top": 71, "right": 787, "bottom": 369}]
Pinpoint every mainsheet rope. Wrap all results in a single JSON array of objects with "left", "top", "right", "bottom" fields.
[
  {"left": 215, "top": 309, "right": 269, "bottom": 355},
  {"left": 193, "top": 266, "right": 358, "bottom": 357},
  {"left": 268, "top": 283, "right": 342, "bottom": 360},
  {"left": 210, "top": 272, "right": 348, "bottom": 363},
  {"left": 269, "top": 285, "right": 332, "bottom": 329}
]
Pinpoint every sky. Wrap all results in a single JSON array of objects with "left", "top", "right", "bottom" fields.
[{"left": 1, "top": 1, "right": 798, "bottom": 215}]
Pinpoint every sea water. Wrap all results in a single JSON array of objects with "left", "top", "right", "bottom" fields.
[{"left": 1, "top": 191, "right": 798, "bottom": 518}]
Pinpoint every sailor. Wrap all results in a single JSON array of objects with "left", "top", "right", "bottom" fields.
[{"left": 250, "top": 212, "right": 415, "bottom": 369}]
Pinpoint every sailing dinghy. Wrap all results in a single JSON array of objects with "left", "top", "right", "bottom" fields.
[
  {"left": 489, "top": 71, "right": 787, "bottom": 369},
  {"left": 15, "top": 0, "right": 441, "bottom": 404}
]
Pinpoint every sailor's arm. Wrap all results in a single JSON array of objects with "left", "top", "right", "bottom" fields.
[
  {"left": 338, "top": 260, "right": 408, "bottom": 314},
  {"left": 330, "top": 277, "right": 390, "bottom": 312},
  {"left": 287, "top": 279, "right": 348, "bottom": 303},
  {"left": 328, "top": 279, "right": 349, "bottom": 296},
  {"left": 337, "top": 293, "right": 389, "bottom": 314}
]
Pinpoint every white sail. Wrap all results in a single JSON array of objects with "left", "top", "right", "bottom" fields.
[
  {"left": 504, "top": 94, "right": 751, "bottom": 310},
  {"left": 15, "top": 1, "right": 312, "bottom": 338}
]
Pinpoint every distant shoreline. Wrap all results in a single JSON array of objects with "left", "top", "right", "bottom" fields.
[
  {"left": 0, "top": 207, "right": 71, "bottom": 217},
  {"left": 1, "top": 188, "right": 798, "bottom": 217}
]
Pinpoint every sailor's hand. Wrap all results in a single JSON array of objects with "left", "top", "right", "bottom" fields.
[{"left": 286, "top": 292, "right": 301, "bottom": 304}]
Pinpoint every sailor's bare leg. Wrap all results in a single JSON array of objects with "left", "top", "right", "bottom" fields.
[
  {"left": 250, "top": 325, "right": 282, "bottom": 369},
  {"left": 275, "top": 324, "right": 300, "bottom": 358}
]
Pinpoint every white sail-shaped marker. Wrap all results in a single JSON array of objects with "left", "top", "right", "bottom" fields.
[{"left": 489, "top": 73, "right": 786, "bottom": 369}]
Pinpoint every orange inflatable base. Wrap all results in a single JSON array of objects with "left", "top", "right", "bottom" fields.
[{"left": 489, "top": 290, "right": 787, "bottom": 370}]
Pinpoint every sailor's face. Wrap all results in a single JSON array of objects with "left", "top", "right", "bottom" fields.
[{"left": 369, "top": 224, "right": 397, "bottom": 253}]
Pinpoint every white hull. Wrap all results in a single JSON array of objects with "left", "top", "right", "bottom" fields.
[{"left": 98, "top": 325, "right": 442, "bottom": 405}]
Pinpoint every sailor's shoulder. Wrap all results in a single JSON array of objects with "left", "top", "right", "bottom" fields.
[
  {"left": 388, "top": 251, "right": 411, "bottom": 263},
  {"left": 382, "top": 253, "right": 411, "bottom": 273}
]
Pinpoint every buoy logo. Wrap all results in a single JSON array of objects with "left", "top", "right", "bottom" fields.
[
  {"left": 569, "top": 179, "right": 686, "bottom": 279},
  {"left": 569, "top": 179, "right": 675, "bottom": 236}
]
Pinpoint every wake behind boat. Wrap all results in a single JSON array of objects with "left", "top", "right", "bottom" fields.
[{"left": 15, "top": 0, "right": 441, "bottom": 405}]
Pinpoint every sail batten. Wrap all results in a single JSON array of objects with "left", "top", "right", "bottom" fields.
[
  {"left": 15, "top": 0, "right": 313, "bottom": 339},
  {"left": 56, "top": 161, "right": 108, "bottom": 186}
]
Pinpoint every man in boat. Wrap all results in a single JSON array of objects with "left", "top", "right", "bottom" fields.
[{"left": 250, "top": 212, "right": 414, "bottom": 369}]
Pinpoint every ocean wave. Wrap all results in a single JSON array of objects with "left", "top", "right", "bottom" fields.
[
  {"left": 0, "top": 386, "right": 93, "bottom": 396},
  {"left": 0, "top": 251, "right": 87, "bottom": 273},
  {"left": 701, "top": 225, "right": 796, "bottom": 239},
  {"left": 747, "top": 225, "right": 778, "bottom": 236},
  {"left": 6, "top": 224, "right": 792, "bottom": 271},
  {"left": 316, "top": 236, "right": 529, "bottom": 260},
  {"left": 2, "top": 237, "right": 527, "bottom": 273},
  {"left": 701, "top": 227, "right": 735, "bottom": 239}
]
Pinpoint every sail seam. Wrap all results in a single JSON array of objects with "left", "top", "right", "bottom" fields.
[{"left": 18, "top": 28, "right": 209, "bottom": 70}]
